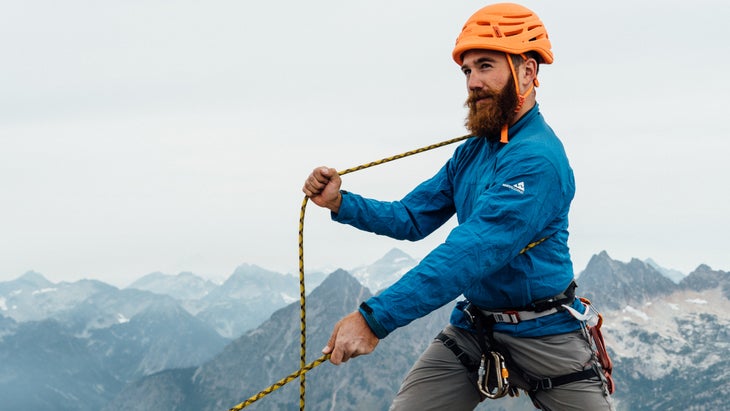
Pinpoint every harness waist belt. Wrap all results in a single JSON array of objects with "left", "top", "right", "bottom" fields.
[
  {"left": 470, "top": 280, "right": 577, "bottom": 325},
  {"left": 479, "top": 307, "right": 559, "bottom": 324}
]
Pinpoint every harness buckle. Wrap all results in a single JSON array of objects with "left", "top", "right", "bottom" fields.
[
  {"left": 463, "top": 303, "right": 478, "bottom": 327},
  {"left": 539, "top": 377, "right": 553, "bottom": 390},
  {"left": 493, "top": 310, "right": 520, "bottom": 324}
]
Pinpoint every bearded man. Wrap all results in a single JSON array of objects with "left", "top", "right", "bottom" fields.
[{"left": 302, "top": 3, "right": 615, "bottom": 410}]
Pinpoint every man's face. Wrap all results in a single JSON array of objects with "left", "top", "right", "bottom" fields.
[{"left": 460, "top": 50, "right": 519, "bottom": 139}]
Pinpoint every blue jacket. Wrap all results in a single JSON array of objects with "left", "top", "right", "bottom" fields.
[{"left": 333, "top": 105, "right": 583, "bottom": 338}]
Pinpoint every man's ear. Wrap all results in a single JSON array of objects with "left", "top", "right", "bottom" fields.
[{"left": 521, "top": 57, "right": 538, "bottom": 88}]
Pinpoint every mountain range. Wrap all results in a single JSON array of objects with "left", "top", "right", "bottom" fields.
[{"left": 0, "top": 249, "right": 727, "bottom": 410}]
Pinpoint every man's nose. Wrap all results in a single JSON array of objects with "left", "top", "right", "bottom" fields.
[{"left": 467, "top": 74, "right": 483, "bottom": 91}]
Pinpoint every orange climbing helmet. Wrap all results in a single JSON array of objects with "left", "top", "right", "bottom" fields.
[{"left": 452, "top": 3, "right": 553, "bottom": 66}]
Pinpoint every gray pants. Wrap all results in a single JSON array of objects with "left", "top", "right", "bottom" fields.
[{"left": 390, "top": 325, "right": 614, "bottom": 411}]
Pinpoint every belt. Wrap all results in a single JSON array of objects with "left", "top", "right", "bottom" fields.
[
  {"left": 466, "top": 280, "right": 577, "bottom": 325},
  {"left": 477, "top": 306, "right": 560, "bottom": 324}
]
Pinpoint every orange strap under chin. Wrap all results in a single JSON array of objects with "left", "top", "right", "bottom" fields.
[{"left": 501, "top": 53, "right": 539, "bottom": 143}]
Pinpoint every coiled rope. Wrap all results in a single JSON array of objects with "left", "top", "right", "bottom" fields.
[{"left": 228, "top": 134, "right": 472, "bottom": 411}]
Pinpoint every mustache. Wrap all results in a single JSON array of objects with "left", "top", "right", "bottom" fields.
[{"left": 465, "top": 90, "right": 498, "bottom": 108}]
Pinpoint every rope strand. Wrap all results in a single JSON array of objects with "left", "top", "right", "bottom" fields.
[
  {"left": 298, "top": 195, "right": 309, "bottom": 410},
  {"left": 228, "top": 355, "right": 331, "bottom": 411}
]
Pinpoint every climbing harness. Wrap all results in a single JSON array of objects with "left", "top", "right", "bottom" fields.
[
  {"left": 457, "top": 280, "right": 579, "bottom": 400},
  {"left": 227, "top": 134, "right": 471, "bottom": 411},
  {"left": 445, "top": 286, "right": 614, "bottom": 406}
]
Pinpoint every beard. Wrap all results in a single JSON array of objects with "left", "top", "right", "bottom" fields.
[{"left": 464, "top": 76, "right": 519, "bottom": 140}]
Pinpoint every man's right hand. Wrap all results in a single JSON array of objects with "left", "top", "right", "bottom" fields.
[
  {"left": 302, "top": 166, "right": 342, "bottom": 213},
  {"left": 322, "top": 310, "right": 379, "bottom": 365}
]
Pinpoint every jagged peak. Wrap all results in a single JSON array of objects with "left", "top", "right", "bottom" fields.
[
  {"left": 376, "top": 248, "right": 414, "bottom": 263},
  {"left": 645, "top": 258, "right": 687, "bottom": 284},
  {"left": 126, "top": 271, "right": 167, "bottom": 288},
  {"left": 19, "top": 270, "right": 50, "bottom": 282},
  {"left": 133, "top": 299, "right": 189, "bottom": 320},
  {"left": 6, "top": 270, "right": 54, "bottom": 289},
  {"left": 140, "top": 271, "right": 167, "bottom": 279},
  {"left": 681, "top": 264, "right": 729, "bottom": 292},
  {"left": 585, "top": 250, "right": 615, "bottom": 266},
  {"left": 319, "top": 268, "right": 358, "bottom": 287},
  {"left": 578, "top": 251, "right": 678, "bottom": 310},
  {"left": 580, "top": 250, "right": 617, "bottom": 275},
  {"left": 226, "top": 263, "right": 288, "bottom": 284},
  {"left": 231, "top": 263, "right": 287, "bottom": 276},
  {"left": 176, "top": 271, "right": 201, "bottom": 279},
  {"left": 693, "top": 264, "right": 719, "bottom": 274},
  {"left": 307, "top": 268, "right": 370, "bottom": 304},
  {"left": 129, "top": 271, "right": 212, "bottom": 288}
]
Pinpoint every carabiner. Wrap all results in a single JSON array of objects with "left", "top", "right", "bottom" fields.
[{"left": 477, "top": 351, "right": 511, "bottom": 399}]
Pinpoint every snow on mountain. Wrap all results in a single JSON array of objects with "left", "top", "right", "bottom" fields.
[
  {"left": 350, "top": 248, "right": 417, "bottom": 292},
  {"left": 58, "top": 287, "right": 188, "bottom": 335},
  {"left": 606, "top": 287, "right": 729, "bottom": 373},
  {"left": 127, "top": 271, "right": 217, "bottom": 300},
  {"left": 579, "top": 257, "right": 730, "bottom": 410},
  {"left": 0, "top": 273, "right": 117, "bottom": 323}
]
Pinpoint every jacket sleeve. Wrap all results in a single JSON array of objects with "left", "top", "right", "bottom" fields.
[
  {"left": 358, "top": 146, "right": 569, "bottom": 338},
  {"left": 332, "top": 163, "right": 456, "bottom": 241}
]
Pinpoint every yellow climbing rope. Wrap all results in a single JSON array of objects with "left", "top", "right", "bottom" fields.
[{"left": 228, "top": 134, "right": 472, "bottom": 411}]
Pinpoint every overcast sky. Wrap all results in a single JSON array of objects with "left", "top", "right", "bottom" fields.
[{"left": 1, "top": 0, "right": 728, "bottom": 287}]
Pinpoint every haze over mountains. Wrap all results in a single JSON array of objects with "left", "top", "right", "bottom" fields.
[{"left": 1, "top": 249, "right": 727, "bottom": 410}]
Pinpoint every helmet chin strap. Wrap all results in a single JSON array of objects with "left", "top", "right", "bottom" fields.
[{"left": 500, "top": 53, "right": 538, "bottom": 143}]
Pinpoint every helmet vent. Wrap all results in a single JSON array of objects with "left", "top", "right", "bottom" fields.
[
  {"left": 505, "top": 13, "right": 532, "bottom": 19},
  {"left": 503, "top": 28, "right": 524, "bottom": 37}
]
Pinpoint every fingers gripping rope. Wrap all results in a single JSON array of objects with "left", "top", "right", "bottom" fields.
[{"left": 228, "top": 134, "right": 472, "bottom": 411}]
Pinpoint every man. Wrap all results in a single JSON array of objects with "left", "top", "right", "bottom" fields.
[{"left": 302, "top": 3, "right": 614, "bottom": 410}]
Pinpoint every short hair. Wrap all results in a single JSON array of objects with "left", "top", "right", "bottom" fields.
[{"left": 511, "top": 51, "right": 541, "bottom": 74}]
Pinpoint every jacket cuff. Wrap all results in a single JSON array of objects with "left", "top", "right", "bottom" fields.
[
  {"left": 358, "top": 302, "right": 390, "bottom": 339},
  {"left": 331, "top": 190, "right": 351, "bottom": 222}
]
